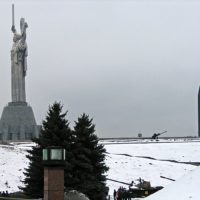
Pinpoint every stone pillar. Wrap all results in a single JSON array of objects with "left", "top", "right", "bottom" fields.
[
  {"left": 2, "top": 125, "right": 8, "bottom": 140},
  {"left": 20, "top": 125, "right": 25, "bottom": 140},
  {"left": 44, "top": 167, "right": 64, "bottom": 200}
]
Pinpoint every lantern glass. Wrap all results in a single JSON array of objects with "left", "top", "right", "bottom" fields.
[
  {"left": 43, "top": 149, "right": 48, "bottom": 161},
  {"left": 50, "top": 149, "right": 62, "bottom": 160},
  {"left": 63, "top": 149, "right": 66, "bottom": 160}
]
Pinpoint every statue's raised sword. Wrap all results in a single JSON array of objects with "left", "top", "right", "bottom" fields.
[{"left": 12, "top": 4, "right": 15, "bottom": 27}]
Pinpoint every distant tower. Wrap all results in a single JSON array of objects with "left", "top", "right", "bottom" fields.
[{"left": 198, "top": 87, "right": 200, "bottom": 137}]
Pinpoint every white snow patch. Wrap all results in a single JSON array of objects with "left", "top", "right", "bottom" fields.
[
  {"left": 0, "top": 144, "right": 30, "bottom": 192},
  {"left": 0, "top": 139, "right": 199, "bottom": 200},
  {"left": 105, "top": 141, "right": 200, "bottom": 195},
  {"left": 145, "top": 167, "right": 200, "bottom": 200}
]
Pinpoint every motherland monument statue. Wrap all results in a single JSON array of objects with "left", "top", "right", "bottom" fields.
[
  {"left": 0, "top": 4, "right": 39, "bottom": 141},
  {"left": 11, "top": 7, "right": 28, "bottom": 103}
]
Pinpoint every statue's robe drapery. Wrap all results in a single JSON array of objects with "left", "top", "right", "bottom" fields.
[{"left": 11, "top": 32, "right": 27, "bottom": 102}]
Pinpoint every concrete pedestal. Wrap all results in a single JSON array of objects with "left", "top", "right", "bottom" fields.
[
  {"left": 44, "top": 167, "right": 64, "bottom": 200},
  {"left": 0, "top": 102, "right": 39, "bottom": 140}
]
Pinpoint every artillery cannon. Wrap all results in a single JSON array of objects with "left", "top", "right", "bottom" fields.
[{"left": 151, "top": 130, "right": 167, "bottom": 139}]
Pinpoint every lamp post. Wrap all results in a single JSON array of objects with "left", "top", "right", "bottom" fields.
[{"left": 43, "top": 146, "right": 66, "bottom": 200}]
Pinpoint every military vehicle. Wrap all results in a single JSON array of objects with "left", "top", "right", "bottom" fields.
[{"left": 108, "top": 178, "right": 163, "bottom": 199}]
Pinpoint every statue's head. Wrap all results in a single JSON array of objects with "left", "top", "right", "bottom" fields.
[{"left": 13, "top": 33, "right": 21, "bottom": 42}]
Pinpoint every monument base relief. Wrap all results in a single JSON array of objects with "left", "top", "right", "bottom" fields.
[{"left": 0, "top": 102, "right": 39, "bottom": 140}]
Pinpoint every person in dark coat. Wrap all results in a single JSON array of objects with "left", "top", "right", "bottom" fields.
[{"left": 113, "top": 189, "right": 117, "bottom": 200}]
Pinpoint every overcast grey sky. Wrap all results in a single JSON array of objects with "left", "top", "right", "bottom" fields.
[{"left": 0, "top": 0, "right": 200, "bottom": 137}]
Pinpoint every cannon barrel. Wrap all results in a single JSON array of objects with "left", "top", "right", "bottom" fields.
[{"left": 107, "top": 178, "right": 133, "bottom": 186}]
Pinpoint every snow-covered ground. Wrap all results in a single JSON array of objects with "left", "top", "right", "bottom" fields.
[
  {"left": 0, "top": 143, "right": 30, "bottom": 192},
  {"left": 145, "top": 167, "right": 200, "bottom": 200},
  {"left": 0, "top": 139, "right": 199, "bottom": 199},
  {"left": 105, "top": 140, "right": 200, "bottom": 196}
]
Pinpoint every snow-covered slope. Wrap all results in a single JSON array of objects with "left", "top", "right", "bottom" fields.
[
  {"left": 105, "top": 141, "right": 199, "bottom": 195},
  {"left": 0, "top": 140, "right": 199, "bottom": 198},
  {"left": 145, "top": 167, "right": 200, "bottom": 200},
  {"left": 0, "top": 143, "right": 30, "bottom": 192}
]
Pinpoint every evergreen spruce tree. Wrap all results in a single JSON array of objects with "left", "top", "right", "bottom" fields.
[
  {"left": 71, "top": 113, "right": 109, "bottom": 200},
  {"left": 22, "top": 102, "right": 73, "bottom": 198}
]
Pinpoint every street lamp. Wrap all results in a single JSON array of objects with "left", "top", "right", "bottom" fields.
[
  {"left": 43, "top": 146, "right": 66, "bottom": 166},
  {"left": 43, "top": 146, "right": 66, "bottom": 200}
]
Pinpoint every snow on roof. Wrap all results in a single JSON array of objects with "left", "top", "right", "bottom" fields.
[{"left": 145, "top": 167, "right": 200, "bottom": 200}]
